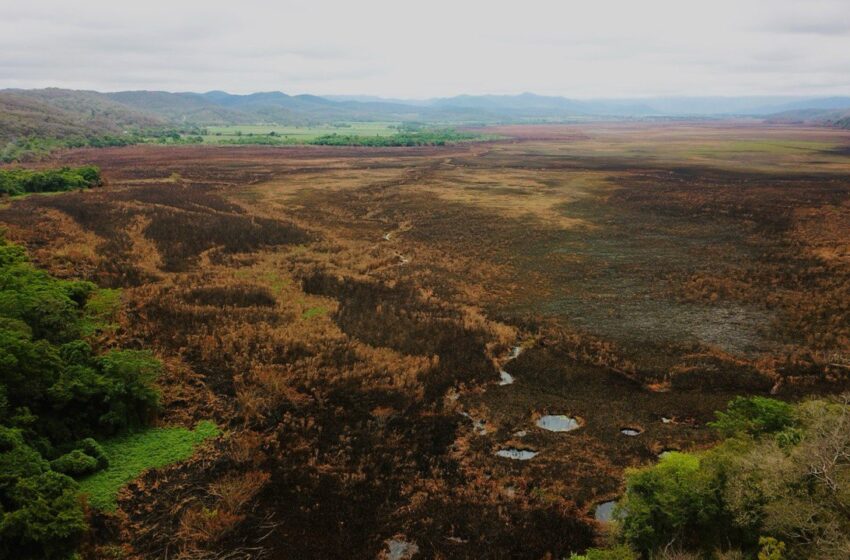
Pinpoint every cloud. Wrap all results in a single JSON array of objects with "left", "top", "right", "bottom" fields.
[
  {"left": 777, "top": 21, "right": 850, "bottom": 35},
  {"left": 0, "top": 0, "right": 849, "bottom": 97},
  {"left": 759, "top": 0, "right": 850, "bottom": 36}
]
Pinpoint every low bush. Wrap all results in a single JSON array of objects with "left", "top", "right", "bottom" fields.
[
  {"left": 75, "top": 437, "right": 109, "bottom": 470},
  {"left": 50, "top": 449, "right": 99, "bottom": 476}
]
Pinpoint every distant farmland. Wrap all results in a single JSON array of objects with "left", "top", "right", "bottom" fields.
[{"left": 201, "top": 122, "right": 400, "bottom": 143}]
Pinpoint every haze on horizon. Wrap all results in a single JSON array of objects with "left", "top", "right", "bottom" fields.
[{"left": 2, "top": 0, "right": 850, "bottom": 99}]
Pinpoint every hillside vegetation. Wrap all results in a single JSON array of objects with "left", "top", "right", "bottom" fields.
[{"left": 0, "top": 90, "right": 160, "bottom": 142}]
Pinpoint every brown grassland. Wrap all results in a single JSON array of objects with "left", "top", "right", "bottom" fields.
[{"left": 1, "top": 122, "right": 849, "bottom": 559}]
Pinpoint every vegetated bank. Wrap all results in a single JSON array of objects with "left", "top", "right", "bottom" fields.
[
  {"left": 0, "top": 236, "right": 215, "bottom": 560},
  {"left": 582, "top": 396, "right": 850, "bottom": 560}
]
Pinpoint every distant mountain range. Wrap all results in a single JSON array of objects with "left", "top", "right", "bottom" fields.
[
  {"left": 3, "top": 88, "right": 850, "bottom": 144},
  {"left": 766, "top": 107, "right": 850, "bottom": 129},
  {"left": 329, "top": 93, "right": 850, "bottom": 119}
]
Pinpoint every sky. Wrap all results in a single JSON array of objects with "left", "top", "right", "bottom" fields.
[{"left": 2, "top": 0, "right": 850, "bottom": 98}]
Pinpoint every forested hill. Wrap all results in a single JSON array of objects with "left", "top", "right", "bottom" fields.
[
  {"left": 0, "top": 90, "right": 162, "bottom": 143},
  {"left": 0, "top": 88, "right": 425, "bottom": 135}
]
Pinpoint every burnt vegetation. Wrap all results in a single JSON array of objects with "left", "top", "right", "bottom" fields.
[{"left": 0, "top": 123, "right": 848, "bottom": 559}]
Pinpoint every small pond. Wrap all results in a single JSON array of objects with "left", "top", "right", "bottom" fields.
[{"left": 537, "top": 415, "right": 581, "bottom": 432}]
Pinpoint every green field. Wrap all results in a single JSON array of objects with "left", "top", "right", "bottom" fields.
[{"left": 203, "top": 122, "right": 400, "bottom": 143}]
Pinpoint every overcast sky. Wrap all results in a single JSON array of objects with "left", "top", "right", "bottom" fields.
[{"left": 2, "top": 0, "right": 850, "bottom": 98}]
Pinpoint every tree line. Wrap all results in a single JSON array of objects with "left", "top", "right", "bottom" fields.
[{"left": 0, "top": 165, "right": 102, "bottom": 196}]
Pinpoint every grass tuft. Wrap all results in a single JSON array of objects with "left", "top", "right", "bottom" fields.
[{"left": 302, "top": 305, "right": 327, "bottom": 320}]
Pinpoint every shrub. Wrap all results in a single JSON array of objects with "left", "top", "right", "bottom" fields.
[
  {"left": 758, "top": 537, "right": 786, "bottom": 560},
  {"left": 50, "top": 449, "right": 99, "bottom": 476},
  {"left": 616, "top": 397, "right": 850, "bottom": 558},
  {"left": 75, "top": 438, "right": 109, "bottom": 469},
  {"left": 0, "top": 471, "right": 86, "bottom": 560},
  {"left": 0, "top": 426, "right": 49, "bottom": 489},
  {"left": 0, "top": 426, "right": 86, "bottom": 559},
  {"left": 308, "top": 129, "right": 478, "bottom": 147},
  {"left": 95, "top": 350, "right": 161, "bottom": 432}
]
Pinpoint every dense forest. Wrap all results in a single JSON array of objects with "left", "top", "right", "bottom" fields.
[{"left": 0, "top": 237, "right": 164, "bottom": 559}]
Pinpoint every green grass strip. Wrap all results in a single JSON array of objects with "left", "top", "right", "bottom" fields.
[{"left": 78, "top": 420, "right": 219, "bottom": 511}]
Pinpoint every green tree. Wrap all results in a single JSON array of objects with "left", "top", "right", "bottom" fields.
[{"left": 710, "top": 396, "right": 796, "bottom": 438}]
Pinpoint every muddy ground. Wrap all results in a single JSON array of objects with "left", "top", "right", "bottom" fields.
[{"left": 2, "top": 122, "right": 849, "bottom": 559}]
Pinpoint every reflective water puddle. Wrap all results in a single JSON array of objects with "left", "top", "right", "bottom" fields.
[
  {"left": 536, "top": 415, "right": 581, "bottom": 432},
  {"left": 496, "top": 448, "right": 539, "bottom": 460},
  {"left": 594, "top": 500, "right": 617, "bottom": 522},
  {"left": 499, "top": 369, "right": 515, "bottom": 385},
  {"left": 385, "top": 539, "right": 419, "bottom": 560}
]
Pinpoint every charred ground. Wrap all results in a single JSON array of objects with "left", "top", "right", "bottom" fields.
[{"left": 1, "top": 122, "right": 849, "bottom": 559}]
